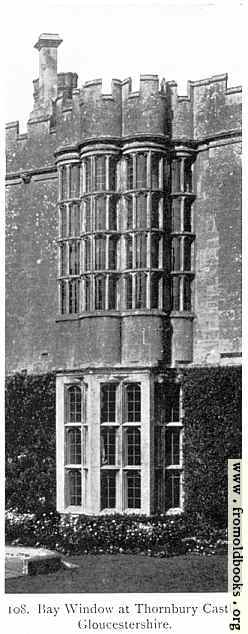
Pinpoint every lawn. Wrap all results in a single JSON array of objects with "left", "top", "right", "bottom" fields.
[{"left": 5, "top": 553, "right": 227, "bottom": 593}]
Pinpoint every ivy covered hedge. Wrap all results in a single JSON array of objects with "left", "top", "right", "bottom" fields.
[
  {"left": 182, "top": 366, "right": 242, "bottom": 528},
  {"left": 5, "top": 373, "right": 56, "bottom": 513}
]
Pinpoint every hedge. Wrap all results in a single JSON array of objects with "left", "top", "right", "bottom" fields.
[{"left": 182, "top": 366, "right": 242, "bottom": 527}]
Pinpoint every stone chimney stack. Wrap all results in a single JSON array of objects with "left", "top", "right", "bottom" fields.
[
  {"left": 34, "top": 33, "right": 62, "bottom": 105},
  {"left": 29, "top": 33, "right": 62, "bottom": 120}
]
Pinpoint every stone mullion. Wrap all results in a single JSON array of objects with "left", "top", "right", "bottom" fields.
[
  {"left": 106, "top": 155, "right": 110, "bottom": 191},
  {"left": 180, "top": 158, "right": 185, "bottom": 193},
  {"left": 133, "top": 154, "right": 137, "bottom": 189},
  {"left": 147, "top": 151, "right": 152, "bottom": 189}
]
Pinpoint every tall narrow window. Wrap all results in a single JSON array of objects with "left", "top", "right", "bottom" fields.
[
  {"left": 85, "top": 158, "right": 92, "bottom": 193},
  {"left": 183, "top": 277, "right": 192, "bottom": 311},
  {"left": 171, "top": 276, "right": 180, "bottom": 311},
  {"left": 126, "top": 197, "right": 133, "bottom": 229},
  {"left": 69, "top": 204, "right": 80, "bottom": 236},
  {"left": 60, "top": 242, "right": 67, "bottom": 276},
  {"left": 109, "top": 237, "right": 117, "bottom": 270},
  {"left": 135, "top": 273, "right": 146, "bottom": 309},
  {"left": 109, "top": 198, "right": 117, "bottom": 230},
  {"left": 66, "top": 470, "right": 81, "bottom": 506},
  {"left": 69, "top": 241, "right": 80, "bottom": 275},
  {"left": 108, "top": 275, "right": 118, "bottom": 310},
  {"left": 101, "top": 429, "right": 116, "bottom": 465},
  {"left": 95, "top": 237, "right": 106, "bottom": 270},
  {"left": 83, "top": 238, "right": 91, "bottom": 272},
  {"left": 69, "top": 165, "right": 80, "bottom": 198},
  {"left": 136, "top": 194, "right": 147, "bottom": 228},
  {"left": 95, "top": 156, "right": 106, "bottom": 191},
  {"left": 69, "top": 279, "right": 80, "bottom": 313},
  {"left": 184, "top": 159, "right": 192, "bottom": 192},
  {"left": 84, "top": 198, "right": 91, "bottom": 232},
  {"left": 127, "top": 155, "right": 134, "bottom": 189},
  {"left": 101, "top": 472, "right": 116, "bottom": 509},
  {"left": 124, "top": 428, "right": 141, "bottom": 466},
  {"left": 171, "top": 238, "right": 181, "bottom": 271},
  {"left": 61, "top": 165, "right": 67, "bottom": 199},
  {"left": 60, "top": 205, "right": 67, "bottom": 237},
  {"left": 66, "top": 386, "right": 81, "bottom": 423},
  {"left": 136, "top": 234, "right": 147, "bottom": 268},
  {"left": 184, "top": 199, "right": 192, "bottom": 232},
  {"left": 60, "top": 280, "right": 67, "bottom": 314},
  {"left": 125, "top": 471, "right": 141, "bottom": 508},
  {"left": 171, "top": 159, "right": 180, "bottom": 193},
  {"left": 172, "top": 199, "right": 181, "bottom": 233},
  {"left": 126, "top": 383, "right": 141, "bottom": 422},
  {"left": 151, "top": 274, "right": 160, "bottom": 309},
  {"left": 137, "top": 154, "right": 147, "bottom": 188},
  {"left": 151, "top": 154, "right": 160, "bottom": 189},
  {"left": 184, "top": 237, "right": 192, "bottom": 271},
  {"left": 126, "top": 235, "right": 133, "bottom": 269},
  {"left": 151, "top": 195, "right": 160, "bottom": 228},
  {"left": 95, "top": 276, "right": 105, "bottom": 310},
  {"left": 151, "top": 234, "right": 160, "bottom": 268},
  {"left": 95, "top": 197, "right": 106, "bottom": 231},
  {"left": 109, "top": 157, "right": 117, "bottom": 191},
  {"left": 126, "top": 274, "right": 133, "bottom": 309},
  {"left": 65, "top": 428, "right": 81, "bottom": 464},
  {"left": 101, "top": 384, "right": 117, "bottom": 423}
]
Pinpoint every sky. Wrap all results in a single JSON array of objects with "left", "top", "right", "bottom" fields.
[{"left": 3, "top": 0, "right": 244, "bottom": 131}]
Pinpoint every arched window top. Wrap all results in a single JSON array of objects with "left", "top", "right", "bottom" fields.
[{"left": 66, "top": 385, "right": 81, "bottom": 423}]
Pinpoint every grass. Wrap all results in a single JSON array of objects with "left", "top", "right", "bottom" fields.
[{"left": 5, "top": 553, "right": 227, "bottom": 593}]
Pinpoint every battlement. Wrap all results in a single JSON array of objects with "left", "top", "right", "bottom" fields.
[{"left": 5, "top": 34, "right": 242, "bottom": 174}]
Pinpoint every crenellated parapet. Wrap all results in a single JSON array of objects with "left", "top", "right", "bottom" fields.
[{"left": 5, "top": 35, "right": 242, "bottom": 175}]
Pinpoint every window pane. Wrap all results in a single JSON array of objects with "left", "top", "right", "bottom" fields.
[
  {"left": 171, "top": 159, "right": 180, "bottom": 193},
  {"left": 151, "top": 196, "right": 159, "bottom": 228},
  {"left": 101, "top": 429, "right": 116, "bottom": 465},
  {"left": 165, "top": 428, "right": 180, "bottom": 466},
  {"left": 154, "top": 469, "right": 164, "bottom": 513},
  {"left": 69, "top": 165, "right": 80, "bottom": 198},
  {"left": 65, "top": 428, "right": 81, "bottom": 464},
  {"left": 125, "top": 428, "right": 141, "bottom": 466},
  {"left": 67, "top": 386, "right": 81, "bottom": 423},
  {"left": 60, "top": 281, "right": 67, "bottom": 314},
  {"left": 69, "top": 279, "right": 80, "bottom": 313},
  {"left": 84, "top": 199, "right": 91, "bottom": 232},
  {"left": 126, "top": 235, "right": 133, "bottom": 269},
  {"left": 126, "top": 197, "right": 133, "bottom": 229},
  {"left": 101, "top": 472, "right": 116, "bottom": 509},
  {"left": 101, "top": 384, "right": 116, "bottom": 422},
  {"left": 154, "top": 383, "right": 180, "bottom": 423},
  {"left": 109, "top": 237, "right": 117, "bottom": 270},
  {"left": 85, "top": 158, "right": 92, "bottom": 193},
  {"left": 60, "top": 243, "right": 67, "bottom": 275},
  {"left": 61, "top": 166, "right": 67, "bottom": 199},
  {"left": 126, "top": 274, "right": 133, "bottom": 309},
  {"left": 85, "top": 276, "right": 91, "bottom": 311},
  {"left": 136, "top": 234, "right": 147, "bottom": 268},
  {"left": 172, "top": 276, "right": 180, "bottom": 311},
  {"left": 151, "top": 274, "right": 159, "bottom": 309},
  {"left": 165, "top": 471, "right": 180, "bottom": 509},
  {"left": 109, "top": 198, "right": 117, "bottom": 230},
  {"left": 137, "top": 154, "right": 147, "bottom": 188},
  {"left": 127, "top": 156, "right": 133, "bottom": 189},
  {"left": 109, "top": 275, "right": 118, "bottom": 310},
  {"left": 151, "top": 235, "right": 160, "bottom": 268},
  {"left": 95, "top": 237, "right": 106, "bottom": 270},
  {"left": 183, "top": 276, "right": 191, "bottom": 311},
  {"left": 95, "top": 197, "right": 106, "bottom": 230},
  {"left": 172, "top": 199, "right": 181, "bottom": 232},
  {"left": 95, "top": 276, "right": 105, "bottom": 309},
  {"left": 109, "top": 157, "right": 116, "bottom": 191},
  {"left": 95, "top": 156, "right": 105, "bottom": 190},
  {"left": 135, "top": 272, "right": 146, "bottom": 309},
  {"left": 69, "top": 204, "right": 80, "bottom": 236},
  {"left": 69, "top": 241, "right": 80, "bottom": 275},
  {"left": 184, "top": 199, "right": 192, "bottom": 232},
  {"left": 184, "top": 159, "right": 192, "bottom": 192},
  {"left": 126, "top": 383, "right": 141, "bottom": 422},
  {"left": 151, "top": 154, "right": 160, "bottom": 189},
  {"left": 83, "top": 238, "right": 91, "bottom": 271},
  {"left": 136, "top": 195, "right": 147, "bottom": 228},
  {"left": 60, "top": 205, "right": 67, "bottom": 237},
  {"left": 171, "top": 237, "right": 181, "bottom": 271},
  {"left": 184, "top": 237, "right": 192, "bottom": 271},
  {"left": 66, "top": 469, "right": 81, "bottom": 506},
  {"left": 126, "top": 471, "right": 141, "bottom": 508}
]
